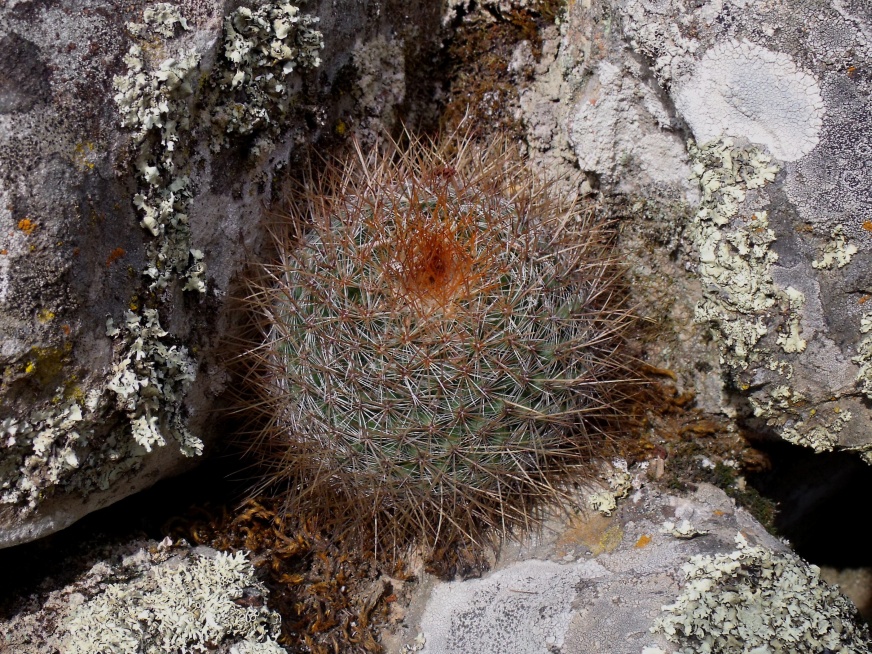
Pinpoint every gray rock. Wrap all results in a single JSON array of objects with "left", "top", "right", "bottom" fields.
[
  {"left": 519, "top": 0, "right": 872, "bottom": 458},
  {"left": 387, "top": 479, "right": 870, "bottom": 654},
  {"left": 0, "top": 538, "right": 283, "bottom": 654},
  {"left": 0, "top": 0, "right": 438, "bottom": 547}
]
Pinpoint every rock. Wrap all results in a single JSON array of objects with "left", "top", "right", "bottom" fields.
[
  {"left": 0, "top": 537, "right": 283, "bottom": 653},
  {"left": 519, "top": 0, "right": 872, "bottom": 459},
  {"left": 386, "top": 479, "right": 870, "bottom": 654},
  {"left": 0, "top": 0, "right": 440, "bottom": 548}
]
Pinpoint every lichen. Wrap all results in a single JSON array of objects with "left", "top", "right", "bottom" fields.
[
  {"left": 812, "top": 225, "right": 858, "bottom": 270},
  {"left": 673, "top": 39, "right": 825, "bottom": 162},
  {"left": 211, "top": 2, "right": 323, "bottom": 155},
  {"left": 113, "top": 7, "right": 203, "bottom": 293},
  {"left": 653, "top": 533, "right": 870, "bottom": 653},
  {"left": 689, "top": 138, "right": 782, "bottom": 371},
  {"left": 105, "top": 310, "right": 202, "bottom": 457},
  {"left": 62, "top": 549, "right": 282, "bottom": 654},
  {"left": 587, "top": 459, "right": 632, "bottom": 516},
  {"left": 852, "top": 313, "right": 872, "bottom": 400},
  {"left": 0, "top": 402, "right": 85, "bottom": 508}
]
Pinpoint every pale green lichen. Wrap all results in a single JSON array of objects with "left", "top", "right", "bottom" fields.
[
  {"left": 0, "top": 2, "right": 323, "bottom": 517},
  {"left": 62, "top": 550, "right": 281, "bottom": 654},
  {"left": 211, "top": 2, "right": 323, "bottom": 155},
  {"left": 748, "top": 386, "right": 851, "bottom": 454},
  {"left": 0, "top": 402, "right": 85, "bottom": 508},
  {"left": 660, "top": 519, "right": 707, "bottom": 539},
  {"left": 653, "top": 533, "right": 870, "bottom": 653},
  {"left": 586, "top": 459, "right": 632, "bottom": 516},
  {"left": 689, "top": 138, "right": 784, "bottom": 371},
  {"left": 106, "top": 310, "right": 202, "bottom": 457},
  {"left": 852, "top": 312, "right": 872, "bottom": 400},
  {"left": 113, "top": 7, "right": 204, "bottom": 293},
  {"left": 812, "top": 225, "right": 857, "bottom": 270},
  {"left": 775, "top": 286, "right": 807, "bottom": 354}
]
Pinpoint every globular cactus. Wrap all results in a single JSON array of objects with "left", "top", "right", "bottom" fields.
[{"left": 242, "top": 131, "right": 634, "bottom": 553}]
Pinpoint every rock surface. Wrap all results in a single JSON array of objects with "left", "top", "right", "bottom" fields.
[
  {"left": 385, "top": 479, "right": 870, "bottom": 654},
  {"left": 0, "top": 0, "right": 438, "bottom": 547},
  {"left": 518, "top": 0, "right": 872, "bottom": 458},
  {"left": 1, "top": 538, "right": 283, "bottom": 653}
]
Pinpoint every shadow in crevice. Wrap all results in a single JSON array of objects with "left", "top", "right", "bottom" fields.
[{"left": 746, "top": 441, "right": 872, "bottom": 620}]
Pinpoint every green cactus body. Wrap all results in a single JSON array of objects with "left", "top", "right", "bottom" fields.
[{"left": 249, "top": 133, "right": 631, "bottom": 549}]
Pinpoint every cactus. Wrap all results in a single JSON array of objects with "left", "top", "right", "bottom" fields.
[{"left": 243, "top": 131, "right": 634, "bottom": 552}]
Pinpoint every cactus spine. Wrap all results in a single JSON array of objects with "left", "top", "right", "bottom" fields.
[{"left": 244, "top": 131, "right": 633, "bottom": 552}]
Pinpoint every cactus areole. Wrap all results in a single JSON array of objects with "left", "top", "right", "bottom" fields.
[{"left": 246, "top": 132, "right": 633, "bottom": 551}]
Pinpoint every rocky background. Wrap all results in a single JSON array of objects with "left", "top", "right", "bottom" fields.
[{"left": 1, "top": 0, "right": 871, "bottom": 651}]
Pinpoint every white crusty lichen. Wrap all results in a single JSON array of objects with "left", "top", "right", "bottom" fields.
[
  {"left": 653, "top": 533, "right": 870, "bottom": 653},
  {"left": 812, "top": 225, "right": 858, "bottom": 270},
  {"left": 674, "top": 39, "right": 825, "bottom": 162},
  {"left": 61, "top": 549, "right": 282, "bottom": 654},
  {"left": 212, "top": 2, "right": 323, "bottom": 154}
]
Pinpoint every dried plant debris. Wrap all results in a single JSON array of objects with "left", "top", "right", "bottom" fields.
[
  {"left": 166, "top": 498, "right": 413, "bottom": 654},
  {"left": 440, "top": 0, "right": 564, "bottom": 135}
]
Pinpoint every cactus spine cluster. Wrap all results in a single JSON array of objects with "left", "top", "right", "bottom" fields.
[{"left": 244, "top": 132, "right": 633, "bottom": 552}]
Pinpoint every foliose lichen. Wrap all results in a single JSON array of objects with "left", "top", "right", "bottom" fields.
[
  {"left": 0, "top": 2, "right": 324, "bottom": 520},
  {"left": 62, "top": 549, "right": 282, "bottom": 654},
  {"left": 106, "top": 310, "right": 202, "bottom": 457},
  {"left": 113, "top": 4, "right": 204, "bottom": 293},
  {"left": 853, "top": 313, "right": 872, "bottom": 401},
  {"left": 653, "top": 533, "right": 870, "bottom": 653},
  {"left": 1, "top": 402, "right": 85, "bottom": 508},
  {"left": 211, "top": 2, "right": 323, "bottom": 155},
  {"left": 812, "top": 225, "right": 858, "bottom": 270},
  {"left": 688, "top": 138, "right": 789, "bottom": 370},
  {"left": 587, "top": 458, "right": 633, "bottom": 516}
]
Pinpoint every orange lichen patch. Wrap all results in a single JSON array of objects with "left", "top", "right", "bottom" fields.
[
  {"left": 17, "top": 218, "right": 36, "bottom": 235},
  {"left": 61, "top": 324, "right": 71, "bottom": 336},
  {"left": 862, "top": 220, "right": 872, "bottom": 231},
  {"left": 106, "top": 247, "right": 126, "bottom": 267},
  {"left": 712, "top": 510, "right": 726, "bottom": 517},
  {"left": 0, "top": 249, "right": 6, "bottom": 255},
  {"left": 555, "top": 513, "right": 623, "bottom": 557},
  {"left": 634, "top": 534, "right": 652, "bottom": 548},
  {"left": 859, "top": 295, "right": 870, "bottom": 305},
  {"left": 847, "top": 65, "right": 858, "bottom": 78}
]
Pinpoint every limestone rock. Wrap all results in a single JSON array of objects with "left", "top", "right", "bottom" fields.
[
  {"left": 387, "top": 480, "right": 870, "bottom": 654},
  {"left": 519, "top": 0, "right": 872, "bottom": 458},
  {"left": 0, "top": 0, "right": 440, "bottom": 547}
]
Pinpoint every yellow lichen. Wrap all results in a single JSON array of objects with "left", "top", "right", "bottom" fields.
[
  {"left": 37, "top": 309, "right": 56, "bottom": 323},
  {"left": 18, "top": 218, "right": 36, "bottom": 235}
]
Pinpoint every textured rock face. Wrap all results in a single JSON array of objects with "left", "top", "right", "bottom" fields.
[
  {"left": 520, "top": 0, "right": 872, "bottom": 458},
  {"left": 388, "top": 480, "right": 870, "bottom": 654},
  {"left": 1, "top": 539, "right": 284, "bottom": 653},
  {"left": 0, "top": 0, "right": 438, "bottom": 547}
]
